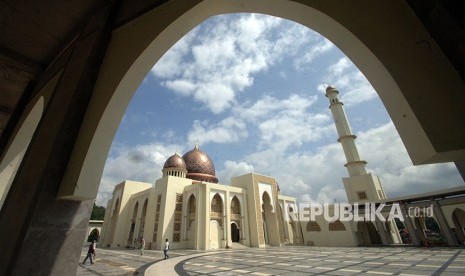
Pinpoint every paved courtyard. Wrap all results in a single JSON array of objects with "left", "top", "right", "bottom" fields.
[{"left": 77, "top": 246, "right": 465, "bottom": 275}]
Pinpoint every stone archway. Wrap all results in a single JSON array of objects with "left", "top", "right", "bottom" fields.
[
  {"left": 0, "top": 96, "right": 44, "bottom": 209},
  {"left": 88, "top": 228, "right": 100, "bottom": 242},
  {"left": 231, "top": 222, "right": 240, "bottom": 243},
  {"left": 138, "top": 199, "right": 148, "bottom": 239},
  {"left": 69, "top": 0, "right": 464, "bottom": 204},
  {"left": 262, "top": 191, "right": 280, "bottom": 246},
  {"left": 3, "top": 1, "right": 465, "bottom": 274},
  {"left": 128, "top": 202, "right": 139, "bottom": 247}
]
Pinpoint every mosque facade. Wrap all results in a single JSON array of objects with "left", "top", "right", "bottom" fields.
[
  {"left": 99, "top": 145, "right": 310, "bottom": 250},
  {"left": 100, "top": 86, "right": 465, "bottom": 251}
]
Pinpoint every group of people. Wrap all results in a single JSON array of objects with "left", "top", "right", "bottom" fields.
[{"left": 81, "top": 238, "right": 170, "bottom": 265}]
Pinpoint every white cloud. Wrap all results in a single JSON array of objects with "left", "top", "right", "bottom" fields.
[
  {"left": 237, "top": 94, "right": 332, "bottom": 151},
  {"left": 218, "top": 160, "right": 255, "bottom": 183},
  {"left": 164, "top": 79, "right": 196, "bottom": 96},
  {"left": 185, "top": 93, "right": 333, "bottom": 151},
  {"left": 187, "top": 117, "right": 248, "bottom": 145},
  {"left": 239, "top": 122, "right": 463, "bottom": 205},
  {"left": 294, "top": 38, "right": 334, "bottom": 69},
  {"left": 97, "top": 143, "right": 184, "bottom": 205},
  {"left": 151, "top": 28, "right": 198, "bottom": 79},
  {"left": 151, "top": 14, "right": 332, "bottom": 114},
  {"left": 235, "top": 94, "right": 318, "bottom": 121},
  {"left": 257, "top": 113, "right": 332, "bottom": 151},
  {"left": 318, "top": 58, "right": 377, "bottom": 106},
  {"left": 356, "top": 122, "right": 463, "bottom": 198}
]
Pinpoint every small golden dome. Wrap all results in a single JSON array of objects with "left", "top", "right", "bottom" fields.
[{"left": 163, "top": 153, "right": 186, "bottom": 170}]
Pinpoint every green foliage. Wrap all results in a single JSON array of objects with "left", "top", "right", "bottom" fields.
[
  {"left": 90, "top": 203, "right": 106, "bottom": 220},
  {"left": 87, "top": 228, "right": 99, "bottom": 242}
]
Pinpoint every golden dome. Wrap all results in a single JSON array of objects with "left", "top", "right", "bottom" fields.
[
  {"left": 182, "top": 145, "right": 218, "bottom": 183},
  {"left": 163, "top": 153, "right": 186, "bottom": 170}
]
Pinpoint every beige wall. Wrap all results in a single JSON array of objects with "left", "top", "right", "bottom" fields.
[
  {"left": 300, "top": 204, "right": 356, "bottom": 247},
  {"left": 101, "top": 180, "right": 151, "bottom": 248},
  {"left": 343, "top": 174, "right": 387, "bottom": 203}
]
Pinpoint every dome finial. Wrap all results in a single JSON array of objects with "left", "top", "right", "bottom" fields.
[{"left": 194, "top": 141, "right": 199, "bottom": 150}]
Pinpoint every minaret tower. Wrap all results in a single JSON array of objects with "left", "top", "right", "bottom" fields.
[
  {"left": 325, "top": 85, "right": 402, "bottom": 245},
  {"left": 325, "top": 85, "right": 368, "bottom": 177},
  {"left": 325, "top": 85, "right": 386, "bottom": 203}
]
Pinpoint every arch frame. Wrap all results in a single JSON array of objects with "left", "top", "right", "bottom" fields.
[{"left": 55, "top": 0, "right": 465, "bottom": 201}]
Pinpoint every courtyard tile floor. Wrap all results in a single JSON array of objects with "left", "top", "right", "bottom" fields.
[{"left": 77, "top": 246, "right": 465, "bottom": 275}]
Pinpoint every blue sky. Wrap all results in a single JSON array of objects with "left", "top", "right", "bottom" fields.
[{"left": 96, "top": 14, "right": 463, "bottom": 206}]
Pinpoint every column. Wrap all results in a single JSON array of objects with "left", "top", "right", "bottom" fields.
[
  {"left": 375, "top": 219, "right": 389, "bottom": 245},
  {"left": 0, "top": 3, "right": 117, "bottom": 275},
  {"left": 283, "top": 201, "right": 289, "bottom": 242},
  {"left": 432, "top": 200, "right": 459, "bottom": 246},
  {"left": 225, "top": 191, "right": 231, "bottom": 247},
  {"left": 400, "top": 203, "right": 421, "bottom": 246}
]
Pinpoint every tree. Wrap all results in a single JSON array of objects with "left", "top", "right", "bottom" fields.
[
  {"left": 90, "top": 203, "right": 106, "bottom": 220},
  {"left": 87, "top": 228, "right": 100, "bottom": 242}
]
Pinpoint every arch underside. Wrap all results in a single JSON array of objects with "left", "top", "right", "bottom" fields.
[
  {"left": 54, "top": 0, "right": 465, "bottom": 201},
  {"left": 1, "top": 1, "right": 465, "bottom": 274}
]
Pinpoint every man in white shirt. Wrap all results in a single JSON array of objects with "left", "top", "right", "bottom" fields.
[
  {"left": 140, "top": 238, "right": 145, "bottom": 256},
  {"left": 163, "top": 239, "right": 169, "bottom": 259}
]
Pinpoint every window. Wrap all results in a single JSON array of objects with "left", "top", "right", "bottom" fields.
[
  {"left": 329, "top": 220, "right": 346, "bottom": 231},
  {"left": 306, "top": 221, "right": 321, "bottom": 232},
  {"left": 357, "top": 191, "right": 367, "bottom": 200}
]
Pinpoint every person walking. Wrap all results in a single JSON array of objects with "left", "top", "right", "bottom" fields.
[
  {"left": 140, "top": 237, "right": 145, "bottom": 256},
  {"left": 163, "top": 239, "right": 169, "bottom": 259},
  {"left": 82, "top": 240, "right": 96, "bottom": 265}
]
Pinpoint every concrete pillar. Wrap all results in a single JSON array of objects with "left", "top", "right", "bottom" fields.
[
  {"left": 195, "top": 189, "right": 201, "bottom": 250},
  {"left": 225, "top": 191, "right": 231, "bottom": 247},
  {"left": 240, "top": 194, "right": 248, "bottom": 245},
  {"left": 432, "top": 200, "right": 459, "bottom": 246},
  {"left": 0, "top": 2, "right": 117, "bottom": 275},
  {"left": 282, "top": 201, "right": 289, "bottom": 242},
  {"left": 204, "top": 187, "right": 210, "bottom": 250},
  {"left": 400, "top": 204, "right": 421, "bottom": 246},
  {"left": 375, "top": 219, "right": 389, "bottom": 245}
]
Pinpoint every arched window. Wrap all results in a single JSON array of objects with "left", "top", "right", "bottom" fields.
[
  {"left": 211, "top": 193, "right": 223, "bottom": 215},
  {"left": 210, "top": 193, "right": 224, "bottom": 227},
  {"left": 188, "top": 194, "right": 196, "bottom": 214},
  {"left": 307, "top": 221, "right": 321, "bottom": 232},
  {"left": 329, "top": 220, "right": 346, "bottom": 231},
  {"left": 231, "top": 196, "right": 241, "bottom": 215}
]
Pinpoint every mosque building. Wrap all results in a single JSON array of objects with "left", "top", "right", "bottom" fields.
[
  {"left": 99, "top": 144, "right": 306, "bottom": 250},
  {"left": 100, "top": 86, "right": 464, "bottom": 250}
]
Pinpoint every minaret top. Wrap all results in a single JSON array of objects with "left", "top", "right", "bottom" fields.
[
  {"left": 325, "top": 85, "right": 342, "bottom": 106},
  {"left": 325, "top": 85, "right": 337, "bottom": 92}
]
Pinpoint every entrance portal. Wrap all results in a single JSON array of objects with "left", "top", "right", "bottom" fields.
[
  {"left": 231, "top": 222, "right": 240, "bottom": 242},
  {"left": 357, "top": 221, "right": 382, "bottom": 245}
]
